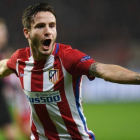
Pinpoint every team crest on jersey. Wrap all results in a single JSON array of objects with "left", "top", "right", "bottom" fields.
[{"left": 49, "top": 69, "right": 59, "bottom": 84}]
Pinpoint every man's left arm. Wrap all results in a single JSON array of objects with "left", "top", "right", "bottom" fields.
[{"left": 89, "top": 62, "right": 140, "bottom": 84}]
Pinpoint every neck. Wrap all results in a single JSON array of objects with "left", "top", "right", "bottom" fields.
[
  {"left": 29, "top": 43, "right": 55, "bottom": 61},
  {"left": 30, "top": 47, "right": 49, "bottom": 61}
]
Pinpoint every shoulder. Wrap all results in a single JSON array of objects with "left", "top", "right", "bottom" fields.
[
  {"left": 56, "top": 43, "right": 72, "bottom": 54},
  {"left": 53, "top": 43, "right": 73, "bottom": 59},
  {"left": 13, "top": 47, "right": 30, "bottom": 59},
  {"left": 59, "top": 43, "right": 72, "bottom": 49},
  {"left": 55, "top": 43, "right": 82, "bottom": 56},
  {"left": 55, "top": 43, "right": 88, "bottom": 59}
]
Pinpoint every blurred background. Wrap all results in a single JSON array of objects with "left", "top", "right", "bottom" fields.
[{"left": 0, "top": 0, "right": 140, "bottom": 140}]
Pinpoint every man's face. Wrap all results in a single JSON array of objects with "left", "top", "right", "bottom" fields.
[{"left": 25, "top": 11, "right": 57, "bottom": 60}]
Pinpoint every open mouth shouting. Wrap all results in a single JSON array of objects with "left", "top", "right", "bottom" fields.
[{"left": 43, "top": 39, "right": 52, "bottom": 50}]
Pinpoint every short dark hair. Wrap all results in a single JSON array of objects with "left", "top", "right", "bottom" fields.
[{"left": 22, "top": 2, "right": 56, "bottom": 29}]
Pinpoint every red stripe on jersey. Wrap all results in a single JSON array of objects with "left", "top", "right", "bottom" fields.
[
  {"left": 34, "top": 104, "right": 60, "bottom": 139},
  {"left": 31, "top": 60, "right": 46, "bottom": 92},
  {"left": 31, "top": 121, "right": 39, "bottom": 140},
  {"left": 18, "top": 61, "right": 27, "bottom": 89},
  {"left": 54, "top": 56, "right": 83, "bottom": 140}
]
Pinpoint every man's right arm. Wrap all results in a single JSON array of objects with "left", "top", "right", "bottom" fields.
[{"left": 0, "top": 59, "right": 13, "bottom": 78}]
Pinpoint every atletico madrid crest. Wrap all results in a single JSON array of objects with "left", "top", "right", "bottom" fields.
[{"left": 49, "top": 69, "right": 59, "bottom": 84}]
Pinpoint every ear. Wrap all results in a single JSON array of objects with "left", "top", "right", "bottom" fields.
[{"left": 23, "top": 28, "right": 30, "bottom": 39}]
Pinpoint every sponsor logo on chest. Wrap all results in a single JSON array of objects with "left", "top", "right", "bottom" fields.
[{"left": 24, "top": 90, "right": 61, "bottom": 104}]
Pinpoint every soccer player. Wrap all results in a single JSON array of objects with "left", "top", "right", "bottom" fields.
[{"left": 0, "top": 2, "right": 140, "bottom": 140}]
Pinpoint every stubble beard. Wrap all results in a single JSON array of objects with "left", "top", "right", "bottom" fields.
[
  {"left": 30, "top": 36, "right": 56, "bottom": 60},
  {"left": 39, "top": 41, "right": 55, "bottom": 56}
]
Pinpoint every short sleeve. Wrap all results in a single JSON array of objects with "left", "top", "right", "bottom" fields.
[
  {"left": 60, "top": 48, "right": 96, "bottom": 79},
  {"left": 7, "top": 50, "right": 19, "bottom": 76}
]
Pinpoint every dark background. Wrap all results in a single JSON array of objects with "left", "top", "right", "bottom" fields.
[{"left": 1, "top": 0, "right": 140, "bottom": 69}]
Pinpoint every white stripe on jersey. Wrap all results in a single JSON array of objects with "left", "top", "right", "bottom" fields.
[
  {"left": 30, "top": 103, "right": 48, "bottom": 140},
  {"left": 23, "top": 60, "right": 34, "bottom": 90},
  {"left": 60, "top": 58, "right": 92, "bottom": 140},
  {"left": 46, "top": 103, "right": 72, "bottom": 140},
  {"left": 43, "top": 55, "right": 54, "bottom": 91},
  {"left": 38, "top": 135, "right": 49, "bottom": 140},
  {"left": 30, "top": 132, "right": 35, "bottom": 140},
  {"left": 30, "top": 131, "right": 49, "bottom": 140}
]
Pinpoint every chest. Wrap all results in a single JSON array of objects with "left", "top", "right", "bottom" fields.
[{"left": 16, "top": 55, "right": 65, "bottom": 91}]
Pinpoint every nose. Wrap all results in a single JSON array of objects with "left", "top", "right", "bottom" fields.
[{"left": 44, "top": 26, "right": 51, "bottom": 36}]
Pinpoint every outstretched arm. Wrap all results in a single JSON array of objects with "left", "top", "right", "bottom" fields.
[
  {"left": 89, "top": 62, "right": 140, "bottom": 84},
  {"left": 0, "top": 59, "right": 13, "bottom": 78}
]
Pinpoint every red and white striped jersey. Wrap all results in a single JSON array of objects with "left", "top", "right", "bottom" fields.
[{"left": 7, "top": 43, "right": 96, "bottom": 140}]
